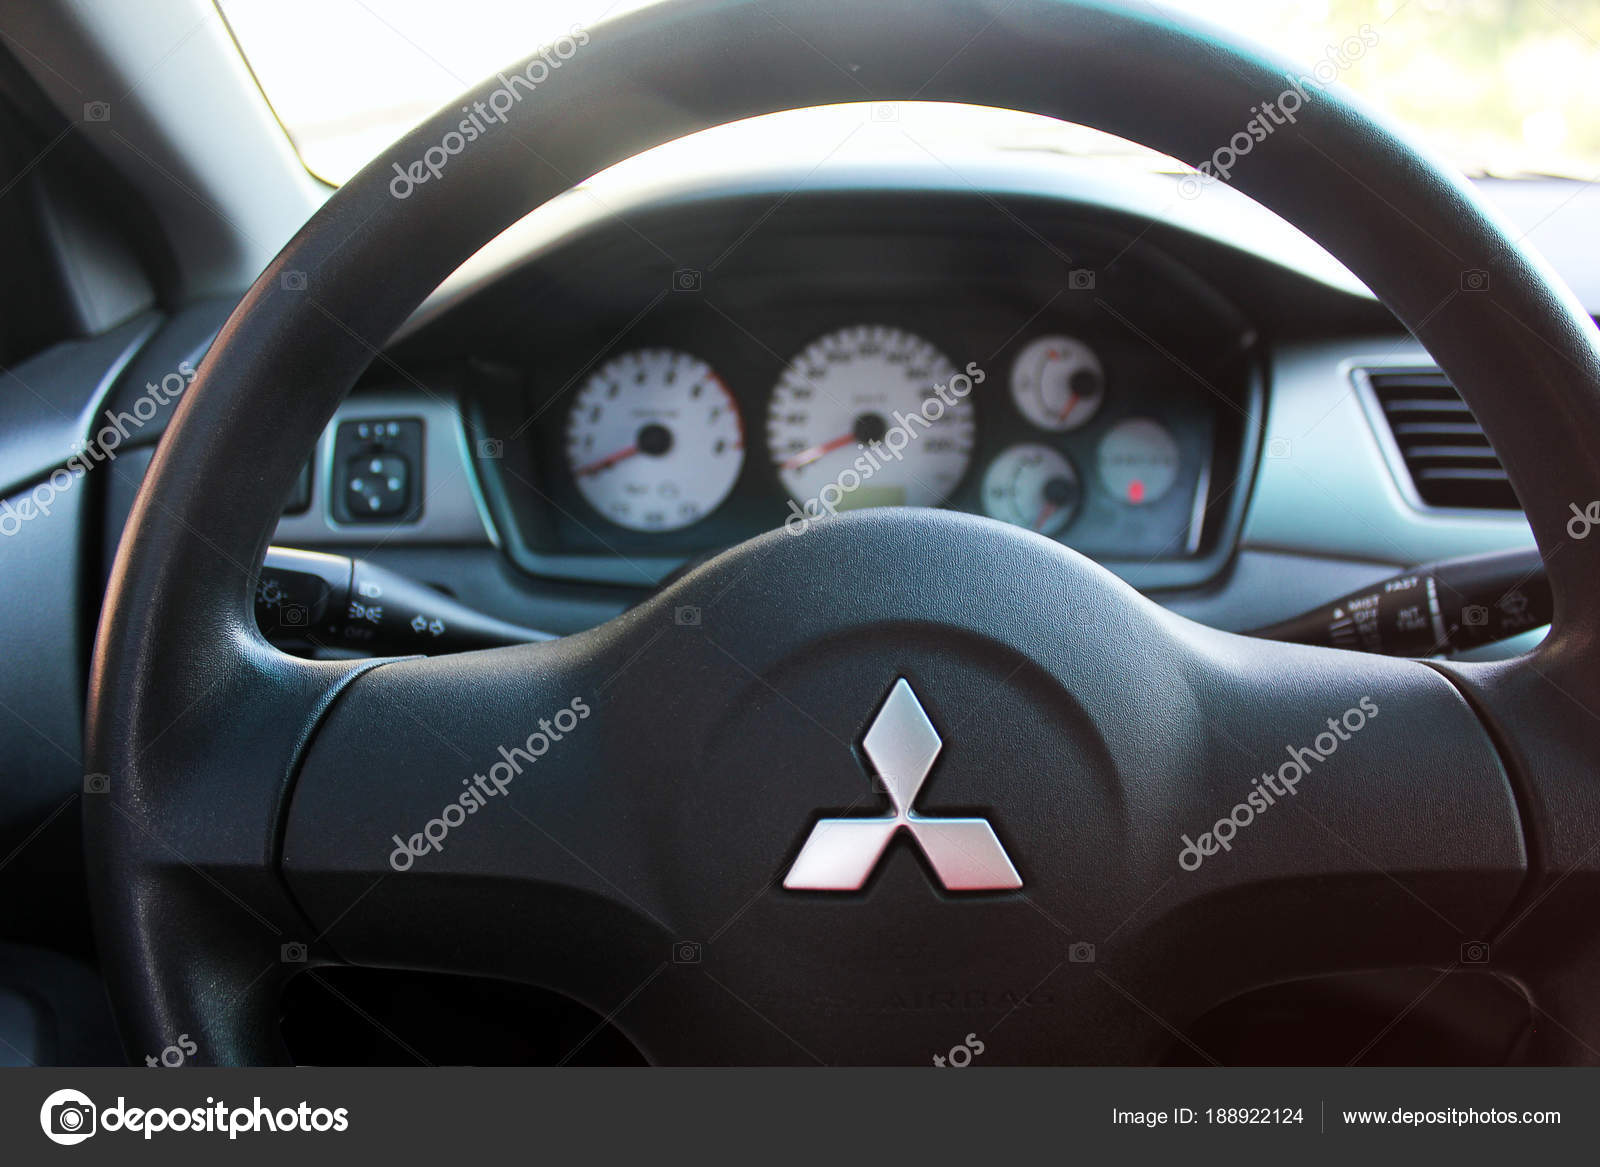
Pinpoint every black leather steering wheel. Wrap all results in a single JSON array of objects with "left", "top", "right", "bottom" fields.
[{"left": 86, "top": 0, "right": 1600, "bottom": 1065}]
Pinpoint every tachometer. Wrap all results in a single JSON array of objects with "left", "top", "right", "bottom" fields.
[
  {"left": 565, "top": 348, "right": 744, "bottom": 531},
  {"left": 767, "top": 324, "right": 977, "bottom": 512}
]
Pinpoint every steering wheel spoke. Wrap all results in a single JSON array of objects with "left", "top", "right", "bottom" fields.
[{"left": 1092, "top": 627, "right": 1527, "bottom": 1053}]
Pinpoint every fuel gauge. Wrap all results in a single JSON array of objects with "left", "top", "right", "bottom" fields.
[
  {"left": 1010, "top": 335, "right": 1105, "bottom": 431},
  {"left": 982, "top": 443, "right": 1081, "bottom": 536}
]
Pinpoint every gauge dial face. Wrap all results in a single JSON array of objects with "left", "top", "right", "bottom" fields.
[
  {"left": 1010, "top": 335, "right": 1106, "bottom": 431},
  {"left": 565, "top": 348, "right": 744, "bottom": 531},
  {"left": 1098, "top": 417, "right": 1181, "bottom": 505},
  {"left": 767, "top": 325, "right": 976, "bottom": 511},
  {"left": 982, "top": 443, "right": 1082, "bottom": 536}
]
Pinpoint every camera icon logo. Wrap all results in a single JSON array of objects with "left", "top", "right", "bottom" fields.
[
  {"left": 278, "top": 604, "right": 308, "bottom": 629},
  {"left": 1266, "top": 437, "right": 1292, "bottom": 460},
  {"left": 674, "top": 605, "right": 701, "bottom": 627},
  {"left": 1462, "top": 604, "right": 1490, "bottom": 627},
  {"left": 281, "top": 941, "right": 308, "bottom": 963},
  {"left": 1068, "top": 941, "right": 1096, "bottom": 963},
  {"left": 83, "top": 772, "right": 110, "bottom": 795},
  {"left": 870, "top": 102, "right": 899, "bottom": 122},
  {"left": 1460, "top": 269, "right": 1490, "bottom": 292},
  {"left": 672, "top": 940, "right": 702, "bottom": 964},
  {"left": 1068, "top": 268, "right": 1096, "bottom": 291},
  {"left": 671, "top": 268, "right": 702, "bottom": 292},
  {"left": 280, "top": 270, "right": 308, "bottom": 292},
  {"left": 40, "top": 1089, "right": 97, "bottom": 1145},
  {"left": 1460, "top": 940, "right": 1490, "bottom": 964},
  {"left": 477, "top": 438, "right": 504, "bottom": 459},
  {"left": 82, "top": 101, "right": 110, "bottom": 122}
]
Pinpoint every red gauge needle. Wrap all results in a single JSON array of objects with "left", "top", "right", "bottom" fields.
[
  {"left": 1033, "top": 501, "right": 1058, "bottom": 531},
  {"left": 1054, "top": 391, "right": 1080, "bottom": 424},
  {"left": 573, "top": 444, "right": 638, "bottom": 477},
  {"left": 781, "top": 432, "right": 856, "bottom": 471}
]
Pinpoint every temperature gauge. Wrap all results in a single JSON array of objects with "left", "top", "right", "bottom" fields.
[
  {"left": 1097, "top": 417, "right": 1180, "bottom": 505},
  {"left": 1010, "top": 335, "right": 1105, "bottom": 431},
  {"left": 982, "top": 443, "right": 1081, "bottom": 536}
]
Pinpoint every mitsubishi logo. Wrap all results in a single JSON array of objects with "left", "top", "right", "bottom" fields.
[{"left": 783, "top": 678, "right": 1022, "bottom": 892}]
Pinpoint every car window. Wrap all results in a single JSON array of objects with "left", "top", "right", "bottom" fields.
[{"left": 219, "top": 0, "right": 1600, "bottom": 184}]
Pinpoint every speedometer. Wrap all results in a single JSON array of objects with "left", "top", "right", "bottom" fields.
[
  {"left": 766, "top": 324, "right": 977, "bottom": 512},
  {"left": 565, "top": 348, "right": 744, "bottom": 532}
]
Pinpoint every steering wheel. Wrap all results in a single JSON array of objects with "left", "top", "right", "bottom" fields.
[{"left": 86, "top": 0, "right": 1600, "bottom": 1065}]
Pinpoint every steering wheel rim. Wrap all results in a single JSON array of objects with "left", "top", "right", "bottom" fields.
[{"left": 86, "top": 0, "right": 1600, "bottom": 1065}]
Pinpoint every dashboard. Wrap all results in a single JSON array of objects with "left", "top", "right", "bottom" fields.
[
  {"left": 227, "top": 164, "right": 1537, "bottom": 641},
  {"left": 453, "top": 192, "right": 1262, "bottom": 588}
]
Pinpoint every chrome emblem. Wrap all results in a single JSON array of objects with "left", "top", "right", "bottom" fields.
[{"left": 783, "top": 678, "right": 1022, "bottom": 892}]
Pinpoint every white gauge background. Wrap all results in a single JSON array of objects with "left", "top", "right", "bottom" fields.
[
  {"left": 982, "top": 443, "right": 1081, "bottom": 536},
  {"left": 1097, "top": 416, "right": 1182, "bottom": 506},
  {"left": 565, "top": 348, "right": 745, "bottom": 532},
  {"left": 766, "top": 324, "right": 976, "bottom": 510},
  {"left": 1010, "top": 335, "right": 1105, "bottom": 432}
]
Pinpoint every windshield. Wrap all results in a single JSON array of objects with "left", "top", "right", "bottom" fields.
[{"left": 218, "top": 0, "right": 1600, "bottom": 184}]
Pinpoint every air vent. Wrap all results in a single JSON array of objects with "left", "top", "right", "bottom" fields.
[{"left": 1365, "top": 368, "right": 1520, "bottom": 511}]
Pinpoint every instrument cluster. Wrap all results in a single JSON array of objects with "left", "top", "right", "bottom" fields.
[{"left": 552, "top": 321, "right": 1205, "bottom": 556}]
